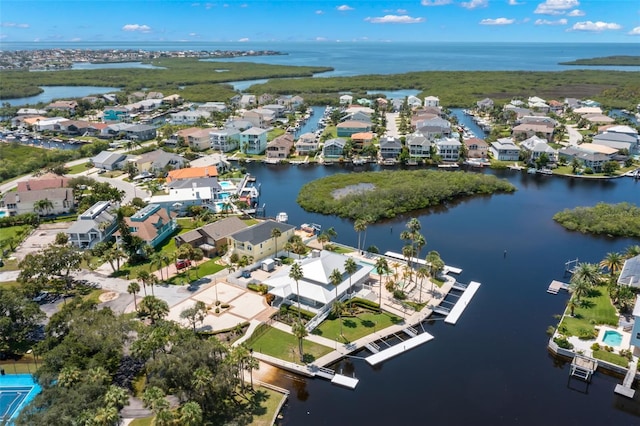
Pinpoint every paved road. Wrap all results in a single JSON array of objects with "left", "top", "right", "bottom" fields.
[
  {"left": 566, "top": 124, "right": 583, "bottom": 146},
  {"left": 385, "top": 112, "right": 400, "bottom": 138}
]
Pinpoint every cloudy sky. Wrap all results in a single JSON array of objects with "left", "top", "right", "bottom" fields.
[{"left": 1, "top": 0, "right": 639, "bottom": 43}]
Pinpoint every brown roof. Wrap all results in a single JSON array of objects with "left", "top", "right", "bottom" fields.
[
  {"left": 513, "top": 123, "right": 554, "bottom": 133},
  {"left": 177, "top": 216, "right": 248, "bottom": 245},
  {"left": 351, "top": 132, "right": 374, "bottom": 141},
  {"left": 464, "top": 137, "right": 489, "bottom": 148},
  {"left": 17, "top": 176, "right": 70, "bottom": 192},
  {"left": 123, "top": 208, "right": 174, "bottom": 244}
]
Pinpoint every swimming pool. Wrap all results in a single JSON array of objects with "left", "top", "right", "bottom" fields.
[
  {"left": 602, "top": 330, "right": 623, "bottom": 347},
  {"left": 0, "top": 211, "right": 7, "bottom": 218},
  {"left": 0, "top": 374, "right": 41, "bottom": 424},
  {"left": 219, "top": 181, "right": 235, "bottom": 190}
]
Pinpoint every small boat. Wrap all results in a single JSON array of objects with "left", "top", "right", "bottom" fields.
[
  {"left": 537, "top": 168, "right": 553, "bottom": 175},
  {"left": 527, "top": 168, "right": 537, "bottom": 174},
  {"left": 276, "top": 212, "right": 288, "bottom": 223},
  {"left": 352, "top": 158, "right": 366, "bottom": 166}
]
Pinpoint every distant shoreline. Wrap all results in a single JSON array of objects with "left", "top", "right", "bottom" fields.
[{"left": 559, "top": 56, "right": 640, "bottom": 66}]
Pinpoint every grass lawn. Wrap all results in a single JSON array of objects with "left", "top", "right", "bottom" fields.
[
  {"left": 313, "top": 310, "right": 403, "bottom": 343},
  {"left": 248, "top": 386, "right": 286, "bottom": 426},
  {"left": 84, "top": 289, "right": 107, "bottom": 304},
  {"left": 593, "top": 350, "right": 629, "bottom": 367},
  {"left": 66, "top": 162, "right": 91, "bottom": 174},
  {"left": 0, "top": 281, "right": 21, "bottom": 289},
  {"left": 245, "top": 325, "right": 332, "bottom": 364},
  {"left": 330, "top": 245, "right": 354, "bottom": 254},
  {"left": 129, "top": 418, "right": 152, "bottom": 426},
  {"left": 559, "top": 285, "right": 618, "bottom": 337},
  {"left": 0, "top": 224, "right": 32, "bottom": 242},
  {"left": 165, "top": 259, "right": 225, "bottom": 285},
  {"left": 0, "top": 361, "right": 39, "bottom": 375}
]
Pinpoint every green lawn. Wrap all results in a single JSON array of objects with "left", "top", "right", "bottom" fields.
[
  {"left": 245, "top": 325, "right": 332, "bottom": 364},
  {"left": 313, "top": 310, "right": 403, "bottom": 343},
  {"left": 66, "top": 162, "right": 91, "bottom": 174},
  {"left": 165, "top": 259, "right": 225, "bottom": 285},
  {"left": 330, "top": 245, "right": 354, "bottom": 254},
  {"left": 0, "top": 361, "right": 39, "bottom": 374},
  {"left": 593, "top": 350, "right": 629, "bottom": 367},
  {"left": 0, "top": 224, "right": 32, "bottom": 243},
  {"left": 248, "top": 387, "right": 286, "bottom": 426},
  {"left": 559, "top": 285, "right": 618, "bottom": 337},
  {"left": 129, "top": 418, "right": 152, "bottom": 426}
]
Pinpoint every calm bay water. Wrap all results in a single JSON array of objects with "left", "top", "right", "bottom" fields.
[{"left": 244, "top": 162, "right": 640, "bottom": 425}]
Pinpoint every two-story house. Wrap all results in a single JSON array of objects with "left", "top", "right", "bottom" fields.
[
  {"left": 229, "top": 220, "right": 296, "bottom": 261},
  {"left": 240, "top": 127, "right": 268, "bottom": 155},
  {"left": 116, "top": 204, "right": 178, "bottom": 249},
  {"left": 266, "top": 134, "right": 294, "bottom": 159},
  {"left": 490, "top": 138, "right": 521, "bottom": 161},
  {"left": 66, "top": 201, "right": 118, "bottom": 249}
]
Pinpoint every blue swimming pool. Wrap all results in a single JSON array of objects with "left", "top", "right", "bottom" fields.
[
  {"left": 602, "top": 330, "right": 623, "bottom": 347},
  {"left": 219, "top": 181, "right": 235, "bottom": 190},
  {"left": 0, "top": 211, "right": 7, "bottom": 218},
  {"left": 0, "top": 374, "right": 41, "bottom": 424}
]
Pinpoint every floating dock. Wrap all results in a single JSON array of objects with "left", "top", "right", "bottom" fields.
[
  {"left": 614, "top": 359, "right": 637, "bottom": 398},
  {"left": 547, "top": 280, "right": 569, "bottom": 295},
  {"left": 444, "top": 281, "right": 480, "bottom": 325},
  {"left": 365, "top": 332, "right": 434, "bottom": 366},
  {"left": 570, "top": 355, "right": 597, "bottom": 382},
  {"left": 331, "top": 374, "right": 359, "bottom": 389}
]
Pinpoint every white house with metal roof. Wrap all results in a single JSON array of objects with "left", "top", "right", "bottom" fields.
[{"left": 66, "top": 201, "right": 118, "bottom": 249}]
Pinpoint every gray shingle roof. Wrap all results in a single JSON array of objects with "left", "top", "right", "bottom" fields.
[{"left": 230, "top": 220, "right": 295, "bottom": 245}]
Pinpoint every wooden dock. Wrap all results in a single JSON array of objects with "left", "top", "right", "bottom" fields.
[
  {"left": 444, "top": 281, "right": 481, "bottom": 325},
  {"left": 547, "top": 280, "right": 569, "bottom": 295}
]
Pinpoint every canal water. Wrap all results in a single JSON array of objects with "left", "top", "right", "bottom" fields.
[{"left": 243, "top": 162, "right": 640, "bottom": 425}]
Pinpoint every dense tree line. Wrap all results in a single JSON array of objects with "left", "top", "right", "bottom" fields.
[
  {"left": 553, "top": 202, "right": 640, "bottom": 237},
  {"left": 297, "top": 170, "right": 515, "bottom": 221}
]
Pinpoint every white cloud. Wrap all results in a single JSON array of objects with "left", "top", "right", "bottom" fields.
[
  {"left": 461, "top": 0, "right": 488, "bottom": 9},
  {"left": 571, "top": 21, "right": 622, "bottom": 31},
  {"left": 238, "top": 37, "right": 250, "bottom": 42},
  {"left": 365, "top": 15, "right": 425, "bottom": 24},
  {"left": 480, "top": 17, "right": 515, "bottom": 25},
  {"left": 70, "top": 37, "right": 82, "bottom": 42},
  {"left": 337, "top": 5, "right": 354, "bottom": 11},
  {"left": 396, "top": 9, "right": 408, "bottom": 14},
  {"left": 315, "top": 37, "right": 328, "bottom": 41},
  {"left": 421, "top": 0, "right": 452, "bottom": 5},
  {"left": 189, "top": 32, "right": 198, "bottom": 37},
  {"left": 122, "top": 24, "right": 152, "bottom": 33},
  {"left": 629, "top": 26, "right": 640, "bottom": 35},
  {"left": 315, "top": 10, "right": 324, "bottom": 15},
  {"left": 508, "top": 0, "right": 522, "bottom": 5},
  {"left": 535, "top": 0, "right": 579, "bottom": 15},
  {"left": 567, "top": 9, "right": 585, "bottom": 16},
  {"left": 1, "top": 22, "right": 30, "bottom": 28},
  {"left": 535, "top": 18, "right": 568, "bottom": 25}
]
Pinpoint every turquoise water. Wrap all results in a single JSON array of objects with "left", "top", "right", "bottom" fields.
[
  {"left": 602, "top": 330, "right": 623, "bottom": 347},
  {"left": 0, "top": 211, "right": 6, "bottom": 218},
  {"left": 0, "top": 374, "right": 41, "bottom": 424},
  {"left": 218, "top": 181, "right": 234, "bottom": 190}
]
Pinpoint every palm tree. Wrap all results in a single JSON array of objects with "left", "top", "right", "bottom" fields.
[
  {"left": 271, "top": 227, "right": 282, "bottom": 259},
  {"left": 137, "top": 270, "right": 150, "bottom": 296},
  {"left": 401, "top": 244, "right": 416, "bottom": 283},
  {"left": 92, "top": 406, "right": 119, "bottom": 426},
  {"left": 600, "top": 252, "right": 623, "bottom": 276},
  {"left": 354, "top": 218, "right": 367, "bottom": 253},
  {"left": 283, "top": 241, "right": 294, "bottom": 258},
  {"left": 572, "top": 262, "right": 600, "bottom": 289},
  {"left": 566, "top": 298, "right": 578, "bottom": 316},
  {"left": 317, "top": 232, "right": 329, "bottom": 249},
  {"left": 374, "top": 257, "right": 389, "bottom": 309},
  {"left": 569, "top": 278, "right": 591, "bottom": 302},
  {"left": 138, "top": 295, "right": 169, "bottom": 324},
  {"left": 289, "top": 262, "right": 304, "bottom": 320},
  {"left": 127, "top": 281, "right": 140, "bottom": 311},
  {"left": 624, "top": 245, "right": 640, "bottom": 259},
  {"left": 33, "top": 198, "right": 54, "bottom": 217},
  {"left": 332, "top": 299, "right": 346, "bottom": 340},
  {"left": 179, "top": 401, "right": 203, "bottom": 426},
  {"left": 104, "top": 385, "right": 129, "bottom": 410},
  {"left": 291, "top": 319, "right": 308, "bottom": 362},
  {"left": 191, "top": 248, "right": 204, "bottom": 278},
  {"left": 416, "top": 266, "right": 429, "bottom": 303},
  {"left": 150, "top": 251, "right": 166, "bottom": 281},
  {"left": 344, "top": 257, "right": 357, "bottom": 295},
  {"left": 329, "top": 268, "right": 343, "bottom": 302}
]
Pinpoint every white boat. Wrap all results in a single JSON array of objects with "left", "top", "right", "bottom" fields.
[
  {"left": 276, "top": 212, "right": 288, "bottom": 223},
  {"left": 537, "top": 168, "right": 553, "bottom": 175}
]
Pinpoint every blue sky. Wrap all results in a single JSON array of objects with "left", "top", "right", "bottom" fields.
[{"left": 1, "top": 0, "right": 639, "bottom": 43}]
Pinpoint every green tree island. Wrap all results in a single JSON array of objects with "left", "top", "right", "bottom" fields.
[{"left": 297, "top": 170, "right": 516, "bottom": 222}]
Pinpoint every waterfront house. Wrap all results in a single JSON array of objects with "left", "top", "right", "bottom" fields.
[
  {"left": 124, "top": 124, "right": 157, "bottom": 142},
  {"left": 265, "top": 250, "right": 374, "bottom": 312},
  {"left": 34, "top": 117, "right": 68, "bottom": 132},
  {"left": 339, "top": 94, "right": 353, "bottom": 105},
  {"left": 266, "top": 134, "right": 294, "bottom": 159},
  {"left": 527, "top": 96, "right": 546, "bottom": 107},
  {"left": 323, "top": 138, "right": 346, "bottom": 158},
  {"left": 295, "top": 132, "right": 319, "bottom": 156},
  {"left": 91, "top": 151, "right": 127, "bottom": 171},
  {"left": 166, "top": 166, "right": 218, "bottom": 183},
  {"left": 630, "top": 295, "right": 640, "bottom": 347},
  {"left": 477, "top": 98, "right": 494, "bottom": 111},
  {"left": 189, "top": 154, "right": 230, "bottom": 174},
  {"left": 557, "top": 147, "right": 610, "bottom": 172},
  {"left": 175, "top": 216, "right": 248, "bottom": 257},
  {"left": 162, "top": 94, "right": 182, "bottom": 105},
  {"left": 46, "top": 100, "right": 78, "bottom": 114},
  {"left": 169, "top": 110, "right": 210, "bottom": 125},
  {"left": 584, "top": 114, "right": 615, "bottom": 125},
  {"left": 407, "top": 132, "right": 432, "bottom": 159},
  {"left": 228, "top": 220, "right": 296, "bottom": 261},
  {"left": 66, "top": 201, "right": 118, "bottom": 249},
  {"left": 490, "top": 138, "right": 520, "bottom": 161},
  {"left": 57, "top": 119, "right": 93, "bottom": 136},
  {"left": 262, "top": 104, "right": 286, "bottom": 118},
  {"left": 520, "top": 135, "right": 557, "bottom": 162},
  {"left": 258, "top": 94, "right": 276, "bottom": 105},
  {"left": 619, "top": 255, "right": 640, "bottom": 288},
  {"left": 209, "top": 128, "right": 240, "bottom": 152},
  {"left": 16, "top": 108, "right": 47, "bottom": 116},
  {"left": 464, "top": 137, "right": 489, "bottom": 159},
  {"left": 341, "top": 111, "right": 372, "bottom": 124},
  {"left": 115, "top": 204, "right": 178, "bottom": 249},
  {"left": 435, "top": 136, "right": 461, "bottom": 161},
  {"left": 592, "top": 132, "right": 638, "bottom": 153},
  {"left": 240, "top": 127, "right": 268, "bottom": 154},
  {"left": 407, "top": 96, "right": 422, "bottom": 108},
  {"left": 350, "top": 132, "right": 374, "bottom": 151},
  {"left": 423, "top": 96, "right": 440, "bottom": 108},
  {"left": 243, "top": 109, "right": 274, "bottom": 128},
  {"left": 279, "top": 95, "right": 304, "bottom": 109},
  {"left": 379, "top": 136, "right": 403, "bottom": 159},
  {"left": 225, "top": 119, "right": 254, "bottom": 132},
  {"left": 103, "top": 107, "right": 130, "bottom": 122},
  {"left": 149, "top": 182, "right": 222, "bottom": 215},
  {"left": 336, "top": 120, "right": 372, "bottom": 137}
]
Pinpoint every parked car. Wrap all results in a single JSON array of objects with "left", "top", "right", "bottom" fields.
[{"left": 175, "top": 259, "right": 192, "bottom": 269}]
